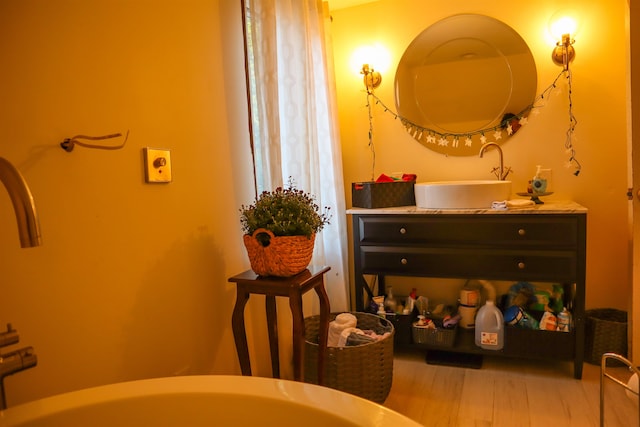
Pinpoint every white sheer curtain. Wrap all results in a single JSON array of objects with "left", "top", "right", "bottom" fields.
[{"left": 244, "top": 0, "right": 349, "bottom": 311}]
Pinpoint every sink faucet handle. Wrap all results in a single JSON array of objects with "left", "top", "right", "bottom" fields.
[
  {"left": 490, "top": 167, "right": 501, "bottom": 180},
  {"left": 501, "top": 166, "right": 513, "bottom": 180}
]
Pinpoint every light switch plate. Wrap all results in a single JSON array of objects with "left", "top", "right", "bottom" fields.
[{"left": 143, "top": 147, "right": 172, "bottom": 183}]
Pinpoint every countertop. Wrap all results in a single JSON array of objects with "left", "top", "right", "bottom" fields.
[{"left": 346, "top": 200, "right": 587, "bottom": 215}]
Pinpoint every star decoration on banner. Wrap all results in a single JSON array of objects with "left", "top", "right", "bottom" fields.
[
  {"left": 519, "top": 116, "right": 528, "bottom": 126},
  {"left": 426, "top": 135, "right": 436, "bottom": 144},
  {"left": 480, "top": 135, "right": 487, "bottom": 145},
  {"left": 465, "top": 137, "right": 473, "bottom": 147},
  {"left": 438, "top": 137, "right": 448, "bottom": 146},
  {"left": 493, "top": 130, "right": 503, "bottom": 140}
]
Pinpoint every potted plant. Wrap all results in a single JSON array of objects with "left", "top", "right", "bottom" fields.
[{"left": 240, "top": 179, "right": 331, "bottom": 277}]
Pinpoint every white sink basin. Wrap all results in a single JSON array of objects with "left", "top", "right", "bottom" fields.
[{"left": 414, "top": 180, "right": 512, "bottom": 209}]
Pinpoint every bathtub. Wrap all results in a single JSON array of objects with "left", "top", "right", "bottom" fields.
[{"left": 0, "top": 375, "right": 421, "bottom": 427}]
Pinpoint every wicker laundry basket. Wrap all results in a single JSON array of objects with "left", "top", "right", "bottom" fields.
[
  {"left": 304, "top": 312, "right": 394, "bottom": 404},
  {"left": 584, "top": 308, "right": 628, "bottom": 366}
]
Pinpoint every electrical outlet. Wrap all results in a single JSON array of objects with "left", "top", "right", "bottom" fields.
[{"left": 143, "top": 147, "right": 172, "bottom": 183}]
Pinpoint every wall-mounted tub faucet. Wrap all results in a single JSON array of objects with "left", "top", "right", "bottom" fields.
[
  {"left": 479, "top": 142, "right": 512, "bottom": 181},
  {"left": 0, "top": 324, "right": 19, "bottom": 348},
  {"left": 0, "top": 157, "right": 42, "bottom": 248},
  {"left": 0, "top": 324, "right": 38, "bottom": 409},
  {"left": 0, "top": 158, "right": 42, "bottom": 409}
]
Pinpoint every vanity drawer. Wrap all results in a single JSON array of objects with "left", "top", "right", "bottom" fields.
[
  {"left": 356, "top": 215, "right": 579, "bottom": 248},
  {"left": 359, "top": 247, "right": 577, "bottom": 282}
]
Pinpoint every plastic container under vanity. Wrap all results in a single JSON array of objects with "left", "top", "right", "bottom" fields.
[
  {"left": 458, "top": 304, "right": 478, "bottom": 329},
  {"left": 474, "top": 301, "right": 504, "bottom": 350},
  {"left": 503, "top": 305, "right": 539, "bottom": 330}
]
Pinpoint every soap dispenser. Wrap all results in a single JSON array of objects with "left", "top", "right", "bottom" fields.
[{"left": 531, "top": 165, "right": 548, "bottom": 194}]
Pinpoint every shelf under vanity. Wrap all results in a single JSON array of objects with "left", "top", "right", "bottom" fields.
[{"left": 347, "top": 201, "right": 587, "bottom": 378}]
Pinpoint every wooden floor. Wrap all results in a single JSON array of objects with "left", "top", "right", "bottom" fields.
[{"left": 383, "top": 349, "right": 638, "bottom": 427}]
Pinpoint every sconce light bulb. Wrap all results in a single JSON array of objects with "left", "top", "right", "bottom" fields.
[{"left": 549, "top": 15, "right": 578, "bottom": 40}]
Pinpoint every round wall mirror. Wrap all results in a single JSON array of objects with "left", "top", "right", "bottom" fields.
[{"left": 394, "top": 14, "right": 537, "bottom": 156}]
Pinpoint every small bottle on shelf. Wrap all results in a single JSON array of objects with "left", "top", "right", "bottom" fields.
[
  {"left": 557, "top": 308, "right": 572, "bottom": 332},
  {"left": 385, "top": 286, "right": 397, "bottom": 313},
  {"left": 377, "top": 303, "right": 386, "bottom": 319}
]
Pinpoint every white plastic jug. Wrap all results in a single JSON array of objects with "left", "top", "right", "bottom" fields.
[{"left": 474, "top": 300, "right": 504, "bottom": 350}]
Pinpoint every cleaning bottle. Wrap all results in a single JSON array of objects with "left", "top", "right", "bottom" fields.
[{"left": 474, "top": 300, "right": 504, "bottom": 350}]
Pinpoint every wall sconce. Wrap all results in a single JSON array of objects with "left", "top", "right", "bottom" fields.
[
  {"left": 549, "top": 14, "right": 578, "bottom": 69},
  {"left": 551, "top": 33, "right": 576, "bottom": 70},
  {"left": 361, "top": 64, "right": 382, "bottom": 92},
  {"left": 351, "top": 44, "right": 390, "bottom": 92}
]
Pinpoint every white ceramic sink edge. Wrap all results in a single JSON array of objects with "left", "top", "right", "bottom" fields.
[{"left": 414, "top": 180, "right": 512, "bottom": 209}]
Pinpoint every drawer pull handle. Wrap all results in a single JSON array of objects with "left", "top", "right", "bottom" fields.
[
  {"left": 518, "top": 261, "right": 526, "bottom": 269},
  {"left": 518, "top": 228, "right": 526, "bottom": 236},
  {"left": 401, "top": 258, "right": 408, "bottom": 265},
  {"left": 399, "top": 227, "right": 407, "bottom": 234}
]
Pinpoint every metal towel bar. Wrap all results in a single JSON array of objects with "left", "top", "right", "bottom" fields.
[{"left": 600, "top": 352, "right": 640, "bottom": 427}]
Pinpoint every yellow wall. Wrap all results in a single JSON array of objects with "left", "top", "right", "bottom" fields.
[
  {"left": 0, "top": 0, "right": 631, "bottom": 407},
  {"left": 331, "top": 0, "right": 631, "bottom": 310},
  {"left": 0, "top": 0, "right": 268, "bottom": 405}
]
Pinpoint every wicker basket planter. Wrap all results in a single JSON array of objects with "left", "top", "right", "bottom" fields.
[
  {"left": 304, "top": 312, "right": 394, "bottom": 404},
  {"left": 243, "top": 228, "right": 315, "bottom": 277},
  {"left": 584, "top": 308, "right": 628, "bottom": 366}
]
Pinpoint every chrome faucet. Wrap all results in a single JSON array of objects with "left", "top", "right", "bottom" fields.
[
  {"left": 0, "top": 324, "right": 38, "bottom": 409},
  {"left": 479, "top": 142, "right": 512, "bottom": 181},
  {"left": 0, "top": 157, "right": 42, "bottom": 247},
  {"left": 0, "top": 157, "right": 41, "bottom": 409}
]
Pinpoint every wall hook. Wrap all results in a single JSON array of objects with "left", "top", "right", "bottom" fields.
[{"left": 60, "top": 130, "right": 129, "bottom": 152}]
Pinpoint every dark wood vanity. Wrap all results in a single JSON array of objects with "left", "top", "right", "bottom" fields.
[{"left": 348, "top": 202, "right": 587, "bottom": 378}]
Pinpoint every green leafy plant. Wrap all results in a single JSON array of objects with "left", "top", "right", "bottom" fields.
[{"left": 240, "top": 179, "right": 331, "bottom": 240}]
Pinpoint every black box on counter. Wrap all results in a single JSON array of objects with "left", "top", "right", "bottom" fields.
[{"left": 351, "top": 181, "right": 416, "bottom": 208}]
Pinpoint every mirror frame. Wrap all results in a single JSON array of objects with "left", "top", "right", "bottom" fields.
[{"left": 394, "top": 14, "right": 537, "bottom": 156}]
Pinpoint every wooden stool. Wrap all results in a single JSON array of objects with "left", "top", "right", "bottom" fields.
[{"left": 229, "top": 265, "right": 330, "bottom": 384}]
